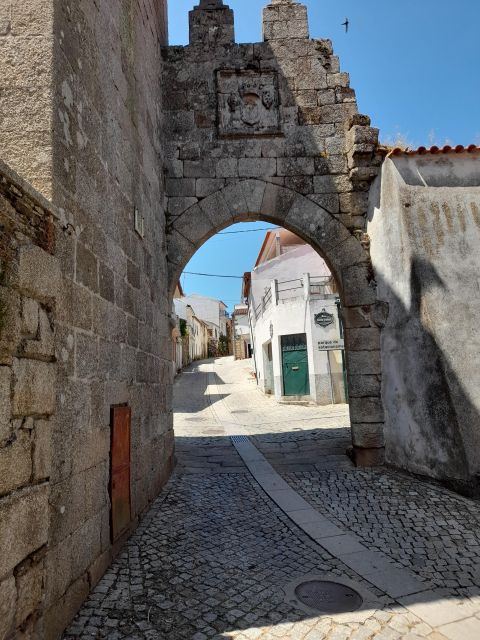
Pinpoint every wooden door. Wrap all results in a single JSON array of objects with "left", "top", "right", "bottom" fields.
[{"left": 110, "top": 405, "right": 131, "bottom": 542}]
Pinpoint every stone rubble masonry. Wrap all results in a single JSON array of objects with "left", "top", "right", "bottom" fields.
[{"left": 0, "top": 158, "right": 58, "bottom": 639}]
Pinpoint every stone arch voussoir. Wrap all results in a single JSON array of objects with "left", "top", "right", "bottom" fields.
[{"left": 167, "top": 179, "right": 385, "bottom": 465}]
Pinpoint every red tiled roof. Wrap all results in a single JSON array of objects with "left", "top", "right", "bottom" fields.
[{"left": 389, "top": 144, "right": 480, "bottom": 157}]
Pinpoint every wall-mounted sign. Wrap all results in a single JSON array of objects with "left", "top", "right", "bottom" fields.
[
  {"left": 318, "top": 339, "right": 344, "bottom": 351},
  {"left": 314, "top": 308, "right": 334, "bottom": 328}
]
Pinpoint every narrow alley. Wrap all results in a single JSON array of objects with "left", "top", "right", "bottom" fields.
[{"left": 64, "top": 358, "right": 480, "bottom": 640}]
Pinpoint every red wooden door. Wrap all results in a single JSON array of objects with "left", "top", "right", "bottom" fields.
[{"left": 110, "top": 405, "right": 132, "bottom": 542}]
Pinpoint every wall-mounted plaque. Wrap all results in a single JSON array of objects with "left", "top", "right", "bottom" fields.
[
  {"left": 217, "top": 69, "right": 281, "bottom": 137},
  {"left": 314, "top": 309, "right": 335, "bottom": 328}
]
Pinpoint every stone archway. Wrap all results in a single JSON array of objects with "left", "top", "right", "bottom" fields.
[{"left": 167, "top": 179, "right": 385, "bottom": 466}]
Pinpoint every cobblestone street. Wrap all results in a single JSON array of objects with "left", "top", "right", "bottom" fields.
[{"left": 65, "top": 358, "right": 480, "bottom": 639}]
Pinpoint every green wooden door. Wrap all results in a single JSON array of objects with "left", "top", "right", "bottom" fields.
[{"left": 281, "top": 334, "right": 310, "bottom": 396}]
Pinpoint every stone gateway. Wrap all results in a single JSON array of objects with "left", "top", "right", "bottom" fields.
[{"left": 0, "top": 0, "right": 479, "bottom": 637}]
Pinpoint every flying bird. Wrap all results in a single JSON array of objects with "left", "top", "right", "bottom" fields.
[{"left": 342, "top": 17, "right": 349, "bottom": 33}]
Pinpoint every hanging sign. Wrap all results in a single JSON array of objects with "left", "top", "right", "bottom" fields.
[{"left": 314, "top": 308, "right": 335, "bottom": 328}]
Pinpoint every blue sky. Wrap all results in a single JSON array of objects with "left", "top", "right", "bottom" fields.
[{"left": 171, "top": 0, "right": 480, "bottom": 311}]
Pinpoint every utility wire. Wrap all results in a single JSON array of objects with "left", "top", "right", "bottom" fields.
[
  {"left": 183, "top": 271, "right": 243, "bottom": 279},
  {"left": 217, "top": 227, "right": 279, "bottom": 235}
]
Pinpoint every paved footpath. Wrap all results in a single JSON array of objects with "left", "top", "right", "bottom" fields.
[{"left": 65, "top": 357, "right": 480, "bottom": 640}]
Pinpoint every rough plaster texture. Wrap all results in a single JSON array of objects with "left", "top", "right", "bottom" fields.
[
  {"left": 369, "top": 154, "right": 480, "bottom": 491},
  {"left": 163, "top": 0, "right": 384, "bottom": 463}
]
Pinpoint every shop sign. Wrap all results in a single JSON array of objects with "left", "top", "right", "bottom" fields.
[
  {"left": 314, "top": 308, "right": 334, "bottom": 328},
  {"left": 318, "top": 339, "right": 344, "bottom": 351}
]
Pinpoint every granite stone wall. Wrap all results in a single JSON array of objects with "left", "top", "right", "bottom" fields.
[
  {"left": 0, "top": 0, "right": 171, "bottom": 637},
  {"left": 0, "top": 160, "right": 58, "bottom": 639},
  {"left": 163, "top": 0, "right": 386, "bottom": 464}
]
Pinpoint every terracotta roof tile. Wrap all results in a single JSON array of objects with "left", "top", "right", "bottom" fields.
[{"left": 389, "top": 144, "right": 480, "bottom": 157}]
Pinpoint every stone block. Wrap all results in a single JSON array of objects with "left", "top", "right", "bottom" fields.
[
  {"left": 341, "top": 263, "right": 376, "bottom": 305},
  {"left": 167, "top": 197, "right": 198, "bottom": 217},
  {"left": 314, "top": 174, "right": 351, "bottom": 194},
  {"left": 0, "top": 430, "right": 32, "bottom": 495},
  {"left": 339, "top": 191, "right": 369, "bottom": 215},
  {"left": 166, "top": 178, "right": 196, "bottom": 197},
  {"left": 71, "top": 514, "right": 102, "bottom": 581},
  {"left": 309, "top": 193, "right": 340, "bottom": 214},
  {"left": 346, "top": 327, "right": 380, "bottom": 351},
  {"left": 348, "top": 374, "right": 381, "bottom": 398},
  {"left": 21, "top": 298, "right": 39, "bottom": 337},
  {"left": 347, "top": 350, "right": 382, "bottom": 375},
  {"left": 327, "top": 72, "right": 350, "bottom": 88},
  {"left": 0, "top": 285, "right": 21, "bottom": 365},
  {"left": 0, "top": 484, "right": 49, "bottom": 577},
  {"left": 0, "top": 576, "right": 16, "bottom": 640},
  {"left": 12, "top": 359, "right": 56, "bottom": 417},
  {"left": 220, "top": 182, "right": 249, "bottom": 219},
  {"left": 241, "top": 179, "right": 267, "bottom": 214},
  {"left": 198, "top": 190, "right": 234, "bottom": 231},
  {"left": 76, "top": 243, "right": 98, "bottom": 293},
  {"left": 57, "top": 281, "right": 92, "bottom": 332},
  {"left": 184, "top": 160, "right": 215, "bottom": 178},
  {"left": 0, "top": 366, "right": 12, "bottom": 441},
  {"left": 350, "top": 396, "right": 385, "bottom": 423},
  {"left": 353, "top": 446, "right": 385, "bottom": 467},
  {"left": 238, "top": 158, "right": 277, "bottom": 178},
  {"left": 33, "top": 419, "right": 51, "bottom": 481},
  {"left": 15, "top": 560, "right": 44, "bottom": 626},
  {"left": 277, "top": 157, "right": 314, "bottom": 176},
  {"left": 17, "top": 245, "right": 60, "bottom": 304},
  {"left": 196, "top": 178, "right": 224, "bottom": 198},
  {"left": 44, "top": 572, "right": 90, "bottom": 640},
  {"left": 352, "top": 423, "right": 385, "bottom": 449},
  {"left": 172, "top": 203, "right": 214, "bottom": 248},
  {"left": 99, "top": 262, "right": 114, "bottom": 303},
  {"left": 261, "top": 183, "right": 297, "bottom": 224},
  {"left": 20, "top": 307, "right": 54, "bottom": 360}
]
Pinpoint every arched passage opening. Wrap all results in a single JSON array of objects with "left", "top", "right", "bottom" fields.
[{"left": 167, "top": 179, "right": 385, "bottom": 465}]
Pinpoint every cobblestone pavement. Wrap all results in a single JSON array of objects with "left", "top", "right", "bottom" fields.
[{"left": 64, "top": 357, "right": 480, "bottom": 639}]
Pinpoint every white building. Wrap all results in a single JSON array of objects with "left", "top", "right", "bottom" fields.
[
  {"left": 180, "top": 294, "right": 229, "bottom": 343},
  {"left": 245, "top": 229, "right": 347, "bottom": 405}
]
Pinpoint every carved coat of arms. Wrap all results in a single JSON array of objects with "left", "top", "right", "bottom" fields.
[{"left": 217, "top": 70, "right": 280, "bottom": 137}]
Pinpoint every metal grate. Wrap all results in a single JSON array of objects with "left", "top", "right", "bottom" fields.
[
  {"left": 294, "top": 580, "right": 363, "bottom": 614},
  {"left": 230, "top": 435, "right": 250, "bottom": 444}
]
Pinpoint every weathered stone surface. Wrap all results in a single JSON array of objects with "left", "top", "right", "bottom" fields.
[
  {"left": 350, "top": 397, "right": 385, "bottom": 423},
  {"left": 0, "top": 430, "right": 32, "bottom": 496},
  {"left": 15, "top": 560, "right": 44, "bottom": 626},
  {"left": 0, "top": 485, "right": 49, "bottom": 577},
  {"left": 0, "top": 576, "right": 16, "bottom": 639},
  {"left": 17, "top": 246, "right": 60, "bottom": 304},
  {"left": 21, "top": 298, "right": 39, "bottom": 337},
  {"left": 33, "top": 419, "right": 51, "bottom": 481},
  {"left": 12, "top": 358, "right": 56, "bottom": 417},
  {"left": 0, "top": 366, "right": 11, "bottom": 441}
]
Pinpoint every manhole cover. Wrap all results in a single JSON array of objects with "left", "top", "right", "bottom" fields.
[{"left": 294, "top": 580, "right": 363, "bottom": 614}]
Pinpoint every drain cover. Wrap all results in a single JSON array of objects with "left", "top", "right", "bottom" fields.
[{"left": 294, "top": 580, "right": 363, "bottom": 614}]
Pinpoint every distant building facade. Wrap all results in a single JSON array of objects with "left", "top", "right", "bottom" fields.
[
  {"left": 181, "top": 294, "right": 231, "bottom": 355},
  {"left": 232, "top": 304, "right": 252, "bottom": 360},
  {"left": 245, "top": 230, "right": 347, "bottom": 405}
]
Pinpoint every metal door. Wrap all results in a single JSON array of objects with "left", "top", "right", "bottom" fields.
[
  {"left": 281, "top": 334, "right": 310, "bottom": 396},
  {"left": 110, "top": 405, "right": 131, "bottom": 542}
]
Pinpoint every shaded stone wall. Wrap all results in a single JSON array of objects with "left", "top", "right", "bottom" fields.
[
  {"left": 0, "top": 0, "right": 171, "bottom": 637},
  {"left": 0, "top": 160, "right": 59, "bottom": 639}
]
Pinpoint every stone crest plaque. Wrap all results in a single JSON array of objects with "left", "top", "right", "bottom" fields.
[{"left": 217, "top": 70, "right": 280, "bottom": 137}]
